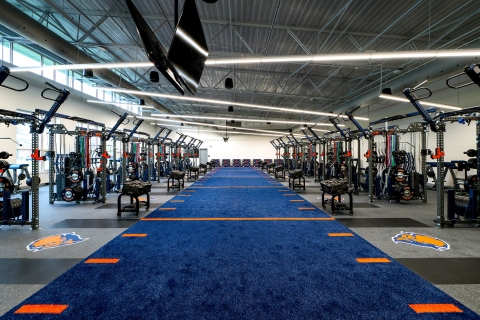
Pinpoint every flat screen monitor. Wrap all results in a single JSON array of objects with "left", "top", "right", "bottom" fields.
[
  {"left": 125, "top": 0, "right": 185, "bottom": 95},
  {"left": 167, "top": 0, "right": 209, "bottom": 95}
]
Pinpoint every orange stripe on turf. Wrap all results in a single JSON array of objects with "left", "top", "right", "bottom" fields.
[
  {"left": 409, "top": 304, "right": 463, "bottom": 313},
  {"left": 298, "top": 207, "right": 315, "bottom": 210},
  {"left": 356, "top": 258, "right": 391, "bottom": 263},
  {"left": 290, "top": 200, "right": 304, "bottom": 202},
  {"left": 159, "top": 208, "right": 177, "bottom": 211},
  {"left": 142, "top": 217, "right": 335, "bottom": 221},
  {"left": 122, "top": 234, "right": 147, "bottom": 237},
  {"left": 328, "top": 233, "right": 354, "bottom": 237},
  {"left": 15, "top": 305, "right": 68, "bottom": 314},
  {"left": 85, "top": 258, "right": 119, "bottom": 264}
]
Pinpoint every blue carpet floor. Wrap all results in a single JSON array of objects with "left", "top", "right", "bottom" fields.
[{"left": 4, "top": 167, "right": 479, "bottom": 319}]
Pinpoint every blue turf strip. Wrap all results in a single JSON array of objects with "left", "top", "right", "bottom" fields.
[{"left": 4, "top": 167, "right": 480, "bottom": 319}]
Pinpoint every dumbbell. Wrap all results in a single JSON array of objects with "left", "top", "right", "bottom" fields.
[
  {"left": 467, "top": 158, "right": 477, "bottom": 169},
  {"left": 0, "top": 160, "right": 10, "bottom": 170},
  {"left": 464, "top": 149, "right": 476, "bottom": 157},
  {"left": 0, "top": 151, "right": 12, "bottom": 159}
]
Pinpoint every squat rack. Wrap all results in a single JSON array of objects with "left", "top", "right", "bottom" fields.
[
  {"left": 44, "top": 111, "right": 107, "bottom": 204},
  {"left": 0, "top": 76, "right": 69, "bottom": 229}
]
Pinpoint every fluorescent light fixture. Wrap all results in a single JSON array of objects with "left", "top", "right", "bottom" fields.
[
  {"left": 9, "top": 62, "right": 153, "bottom": 72},
  {"left": 144, "top": 116, "right": 295, "bottom": 135},
  {"left": 312, "top": 129, "right": 330, "bottom": 132},
  {"left": 378, "top": 94, "right": 462, "bottom": 110},
  {"left": 149, "top": 113, "right": 343, "bottom": 126},
  {"left": 96, "top": 87, "right": 369, "bottom": 121},
  {"left": 87, "top": 100, "right": 154, "bottom": 109},
  {"left": 9, "top": 50, "right": 480, "bottom": 73},
  {"left": 175, "top": 128, "right": 283, "bottom": 137},
  {"left": 412, "top": 80, "right": 428, "bottom": 90},
  {"left": 205, "top": 49, "right": 480, "bottom": 65}
]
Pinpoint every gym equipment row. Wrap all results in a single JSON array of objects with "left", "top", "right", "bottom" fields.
[{"left": 403, "top": 62, "right": 480, "bottom": 227}]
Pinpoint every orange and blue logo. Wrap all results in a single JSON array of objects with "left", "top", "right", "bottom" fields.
[
  {"left": 27, "top": 232, "right": 89, "bottom": 252},
  {"left": 392, "top": 231, "right": 449, "bottom": 251}
]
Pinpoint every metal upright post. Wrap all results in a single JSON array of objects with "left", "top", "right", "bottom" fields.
[
  {"left": 322, "top": 141, "right": 326, "bottom": 181},
  {"left": 436, "top": 129, "right": 445, "bottom": 227},
  {"left": 147, "top": 143, "right": 151, "bottom": 183},
  {"left": 122, "top": 141, "right": 127, "bottom": 185},
  {"left": 476, "top": 120, "right": 480, "bottom": 216},
  {"left": 100, "top": 129, "right": 107, "bottom": 203},
  {"left": 357, "top": 138, "right": 361, "bottom": 192},
  {"left": 421, "top": 126, "right": 427, "bottom": 203},
  {"left": 157, "top": 143, "right": 161, "bottom": 182},
  {"left": 368, "top": 137, "right": 374, "bottom": 203},
  {"left": 347, "top": 138, "right": 352, "bottom": 190},
  {"left": 112, "top": 136, "right": 117, "bottom": 188},
  {"left": 31, "top": 116, "right": 39, "bottom": 230},
  {"left": 48, "top": 128, "right": 55, "bottom": 204}
]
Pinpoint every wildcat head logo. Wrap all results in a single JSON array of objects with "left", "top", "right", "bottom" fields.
[
  {"left": 392, "top": 231, "right": 449, "bottom": 251},
  {"left": 27, "top": 232, "right": 88, "bottom": 252}
]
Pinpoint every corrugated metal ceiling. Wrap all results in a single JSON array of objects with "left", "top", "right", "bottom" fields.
[{"left": 4, "top": 0, "right": 480, "bottom": 129}]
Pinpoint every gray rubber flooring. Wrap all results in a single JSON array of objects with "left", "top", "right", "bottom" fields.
[
  {"left": 397, "top": 258, "right": 480, "bottom": 284},
  {"left": 0, "top": 259, "right": 83, "bottom": 284},
  {"left": 336, "top": 218, "right": 431, "bottom": 228},
  {"left": 49, "top": 219, "right": 140, "bottom": 228}
]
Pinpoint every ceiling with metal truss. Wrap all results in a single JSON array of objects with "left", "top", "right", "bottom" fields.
[{"left": 3, "top": 0, "right": 480, "bottom": 130}]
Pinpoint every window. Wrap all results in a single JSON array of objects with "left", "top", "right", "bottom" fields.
[
  {"left": 12, "top": 43, "right": 41, "bottom": 75},
  {"left": 1, "top": 39, "right": 11, "bottom": 63},
  {"left": 56, "top": 69, "right": 68, "bottom": 85},
  {"left": 42, "top": 56, "right": 55, "bottom": 80}
]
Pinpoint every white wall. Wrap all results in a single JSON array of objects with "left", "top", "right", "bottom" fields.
[{"left": 170, "top": 130, "right": 277, "bottom": 161}]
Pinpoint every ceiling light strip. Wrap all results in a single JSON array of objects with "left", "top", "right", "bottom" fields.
[
  {"left": 144, "top": 116, "right": 295, "bottom": 135},
  {"left": 95, "top": 87, "right": 369, "bottom": 121},
  {"left": 9, "top": 49, "right": 480, "bottom": 72},
  {"left": 378, "top": 94, "right": 461, "bottom": 110},
  {"left": 205, "top": 49, "right": 480, "bottom": 65},
  {"left": 148, "top": 113, "right": 342, "bottom": 126}
]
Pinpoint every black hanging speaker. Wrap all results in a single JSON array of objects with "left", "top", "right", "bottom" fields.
[
  {"left": 225, "top": 78, "right": 233, "bottom": 89},
  {"left": 150, "top": 71, "right": 159, "bottom": 83},
  {"left": 139, "top": 99, "right": 145, "bottom": 106},
  {"left": 203, "top": 0, "right": 218, "bottom": 3},
  {"left": 381, "top": 88, "right": 392, "bottom": 95},
  {"left": 228, "top": 106, "right": 233, "bottom": 112},
  {"left": 289, "top": 128, "right": 292, "bottom": 133},
  {"left": 83, "top": 69, "right": 93, "bottom": 78}
]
